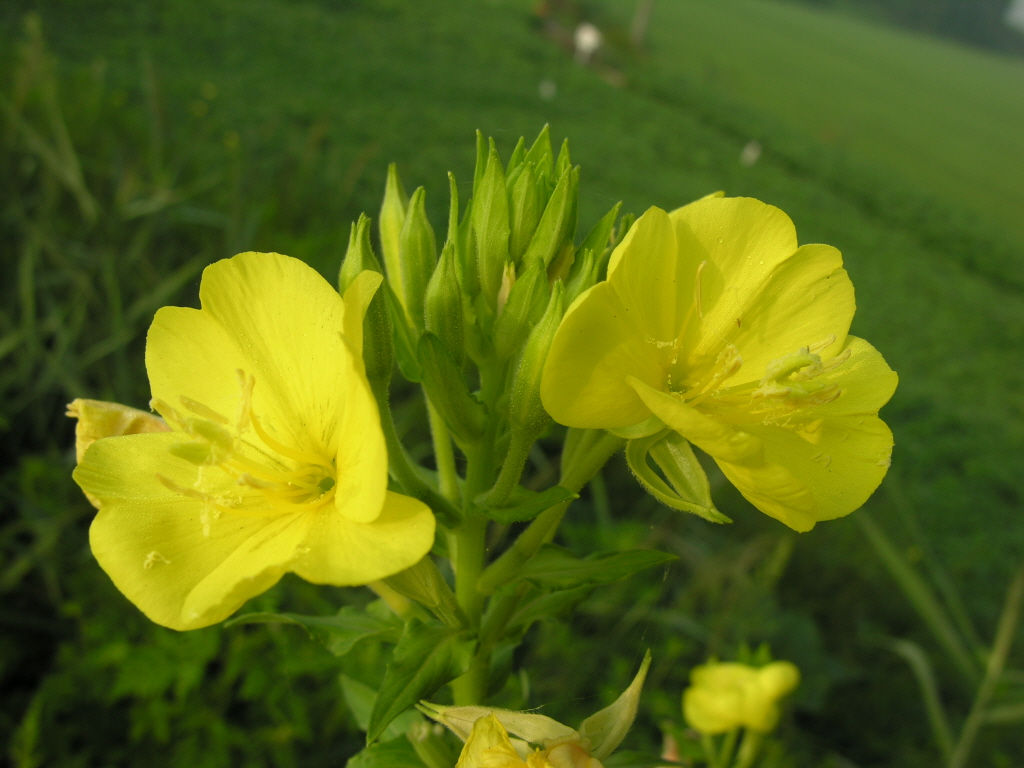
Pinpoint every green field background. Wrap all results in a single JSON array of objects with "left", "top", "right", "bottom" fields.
[{"left": 1, "top": 1, "right": 1022, "bottom": 766}]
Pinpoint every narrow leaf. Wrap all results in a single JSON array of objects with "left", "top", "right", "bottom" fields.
[
  {"left": 342, "top": 676, "right": 424, "bottom": 741},
  {"left": 367, "top": 622, "right": 474, "bottom": 744},
  {"left": 346, "top": 735, "right": 427, "bottom": 768},
  {"left": 517, "top": 545, "right": 676, "bottom": 591},
  {"left": 478, "top": 484, "right": 577, "bottom": 525},
  {"left": 226, "top": 606, "right": 401, "bottom": 657}
]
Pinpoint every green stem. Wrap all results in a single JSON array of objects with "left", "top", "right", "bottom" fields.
[
  {"left": 732, "top": 730, "right": 764, "bottom": 768},
  {"left": 370, "top": 379, "right": 461, "bottom": 525},
  {"left": 426, "top": 397, "right": 461, "bottom": 504},
  {"left": 719, "top": 728, "right": 739, "bottom": 768},
  {"left": 949, "top": 564, "right": 1024, "bottom": 768},
  {"left": 476, "top": 431, "right": 624, "bottom": 595},
  {"left": 701, "top": 733, "right": 722, "bottom": 768},
  {"left": 482, "top": 428, "right": 533, "bottom": 508}
]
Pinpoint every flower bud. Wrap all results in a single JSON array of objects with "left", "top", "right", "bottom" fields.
[
  {"left": 524, "top": 124, "right": 554, "bottom": 195},
  {"left": 425, "top": 240, "right": 464, "bottom": 365},
  {"left": 508, "top": 161, "right": 543, "bottom": 264},
  {"left": 398, "top": 186, "right": 438, "bottom": 332},
  {"left": 378, "top": 163, "right": 408, "bottom": 303},
  {"left": 522, "top": 165, "right": 578, "bottom": 270},
  {"left": 472, "top": 140, "right": 511, "bottom": 314},
  {"left": 565, "top": 247, "right": 598, "bottom": 307},
  {"left": 509, "top": 281, "right": 564, "bottom": 440},
  {"left": 340, "top": 213, "right": 394, "bottom": 386},
  {"left": 492, "top": 259, "right": 549, "bottom": 361}
]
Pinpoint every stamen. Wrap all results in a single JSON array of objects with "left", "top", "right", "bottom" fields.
[
  {"left": 809, "top": 334, "right": 837, "bottom": 354},
  {"left": 686, "top": 345, "right": 743, "bottom": 406},
  {"left": 249, "top": 411, "right": 332, "bottom": 468},
  {"left": 694, "top": 260, "right": 708, "bottom": 319},
  {"left": 236, "top": 369, "right": 255, "bottom": 433},
  {"left": 179, "top": 396, "right": 230, "bottom": 424}
]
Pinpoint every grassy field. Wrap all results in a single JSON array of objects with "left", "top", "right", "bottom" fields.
[
  {"left": 2, "top": 1, "right": 1023, "bottom": 766},
  {"left": 602, "top": 0, "right": 1024, "bottom": 246}
]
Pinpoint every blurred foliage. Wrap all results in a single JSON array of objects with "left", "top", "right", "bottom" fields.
[{"left": 1, "top": 1, "right": 1022, "bottom": 767}]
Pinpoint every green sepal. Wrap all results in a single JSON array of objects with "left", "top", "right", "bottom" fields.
[
  {"left": 579, "top": 200, "right": 622, "bottom": 268},
  {"left": 398, "top": 186, "right": 438, "bottom": 332},
  {"left": 606, "top": 414, "right": 666, "bottom": 439},
  {"left": 472, "top": 139, "right": 511, "bottom": 312},
  {"left": 226, "top": 603, "right": 402, "bottom": 658},
  {"left": 505, "top": 135, "right": 526, "bottom": 176},
  {"left": 508, "top": 161, "right": 543, "bottom": 264},
  {"left": 521, "top": 165, "right": 577, "bottom": 268},
  {"left": 625, "top": 431, "right": 731, "bottom": 523},
  {"left": 508, "top": 282, "right": 564, "bottom": 438},
  {"left": 367, "top": 621, "right": 474, "bottom": 744},
  {"left": 524, "top": 124, "right": 554, "bottom": 193},
  {"left": 477, "top": 484, "right": 578, "bottom": 525},
  {"left": 341, "top": 213, "right": 395, "bottom": 386},
  {"left": 424, "top": 240, "right": 464, "bottom": 365},
  {"left": 383, "top": 278, "right": 422, "bottom": 382},
  {"left": 379, "top": 163, "right": 409, "bottom": 305},
  {"left": 554, "top": 137, "right": 571, "bottom": 180},
  {"left": 417, "top": 331, "right": 487, "bottom": 444},
  {"left": 565, "top": 247, "right": 598, "bottom": 307},
  {"left": 492, "top": 259, "right": 550, "bottom": 361},
  {"left": 516, "top": 544, "right": 677, "bottom": 591}
]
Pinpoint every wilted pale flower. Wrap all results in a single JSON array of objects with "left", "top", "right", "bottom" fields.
[
  {"left": 423, "top": 651, "right": 650, "bottom": 768},
  {"left": 541, "top": 196, "right": 897, "bottom": 531},
  {"left": 72, "top": 252, "right": 435, "bottom": 630},
  {"left": 683, "top": 661, "right": 800, "bottom": 734}
]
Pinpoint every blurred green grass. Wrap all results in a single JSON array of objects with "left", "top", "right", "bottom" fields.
[
  {"left": 604, "top": 0, "right": 1024, "bottom": 245},
  {"left": 1, "top": 0, "right": 1023, "bottom": 766}
]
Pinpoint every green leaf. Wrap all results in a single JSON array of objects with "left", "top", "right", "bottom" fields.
[
  {"left": 626, "top": 431, "right": 731, "bottom": 524},
  {"left": 417, "top": 332, "right": 486, "bottom": 444},
  {"left": 517, "top": 545, "right": 676, "bottom": 591},
  {"left": 225, "top": 605, "right": 401, "bottom": 657},
  {"left": 367, "top": 621, "right": 474, "bottom": 744},
  {"left": 505, "top": 584, "right": 593, "bottom": 634},
  {"left": 478, "top": 484, "right": 577, "bottom": 525},
  {"left": 383, "top": 279, "right": 422, "bottom": 382},
  {"left": 346, "top": 735, "right": 427, "bottom": 768},
  {"left": 341, "top": 676, "right": 424, "bottom": 741}
]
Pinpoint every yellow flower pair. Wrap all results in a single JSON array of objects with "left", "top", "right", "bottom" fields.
[
  {"left": 72, "top": 252, "right": 434, "bottom": 630},
  {"left": 542, "top": 195, "right": 897, "bottom": 531},
  {"left": 683, "top": 660, "right": 800, "bottom": 735}
]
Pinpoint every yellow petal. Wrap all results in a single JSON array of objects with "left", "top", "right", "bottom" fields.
[
  {"left": 147, "top": 252, "right": 355, "bottom": 458},
  {"left": 668, "top": 198, "right": 799, "bottom": 362},
  {"left": 341, "top": 269, "right": 384, "bottom": 370},
  {"left": 628, "top": 377, "right": 818, "bottom": 531},
  {"left": 710, "top": 243, "right": 855, "bottom": 382},
  {"left": 291, "top": 490, "right": 435, "bottom": 585},
  {"left": 605, "top": 207, "right": 682, "bottom": 344},
  {"left": 541, "top": 283, "right": 661, "bottom": 429},
  {"left": 744, "top": 414, "right": 894, "bottom": 524},
  {"left": 77, "top": 432, "right": 312, "bottom": 631},
  {"left": 797, "top": 336, "right": 899, "bottom": 418},
  {"left": 457, "top": 715, "right": 525, "bottom": 768}
]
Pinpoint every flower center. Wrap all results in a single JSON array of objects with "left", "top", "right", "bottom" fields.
[{"left": 152, "top": 370, "right": 336, "bottom": 518}]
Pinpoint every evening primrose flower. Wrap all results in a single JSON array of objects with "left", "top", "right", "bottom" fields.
[
  {"left": 71, "top": 252, "right": 435, "bottom": 631},
  {"left": 683, "top": 660, "right": 800, "bottom": 734},
  {"left": 423, "top": 651, "right": 650, "bottom": 768},
  {"left": 541, "top": 196, "right": 897, "bottom": 531}
]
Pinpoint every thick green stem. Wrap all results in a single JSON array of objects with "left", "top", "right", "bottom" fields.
[
  {"left": 732, "top": 730, "right": 764, "bottom": 768},
  {"left": 426, "top": 397, "right": 461, "bottom": 504},
  {"left": 370, "top": 378, "right": 461, "bottom": 525},
  {"left": 949, "top": 564, "right": 1024, "bottom": 768},
  {"left": 482, "top": 428, "right": 533, "bottom": 508},
  {"left": 477, "top": 431, "right": 624, "bottom": 595}
]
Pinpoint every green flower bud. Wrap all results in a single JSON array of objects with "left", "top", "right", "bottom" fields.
[
  {"left": 508, "top": 161, "right": 543, "bottom": 265},
  {"left": 505, "top": 135, "right": 526, "bottom": 176},
  {"left": 424, "top": 240, "right": 464, "bottom": 366},
  {"left": 398, "top": 186, "right": 438, "bottom": 332},
  {"left": 492, "top": 260, "right": 549, "bottom": 362},
  {"left": 524, "top": 124, "right": 554, "bottom": 197},
  {"left": 472, "top": 140, "right": 511, "bottom": 314},
  {"left": 509, "top": 281, "right": 564, "bottom": 439},
  {"left": 340, "top": 214, "right": 394, "bottom": 385},
  {"left": 554, "top": 137, "right": 572, "bottom": 180},
  {"left": 418, "top": 332, "right": 487, "bottom": 445},
  {"left": 522, "top": 165, "right": 578, "bottom": 270},
  {"left": 565, "top": 247, "right": 598, "bottom": 307},
  {"left": 379, "top": 163, "right": 409, "bottom": 304}
]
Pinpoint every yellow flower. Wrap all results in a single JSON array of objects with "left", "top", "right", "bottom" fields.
[
  {"left": 541, "top": 196, "right": 897, "bottom": 531},
  {"left": 683, "top": 660, "right": 800, "bottom": 735},
  {"left": 424, "top": 650, "right": 650, "bottom": 768},
  {"left": 72, "top": 252, "right": 435, "bottom": 630}
]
